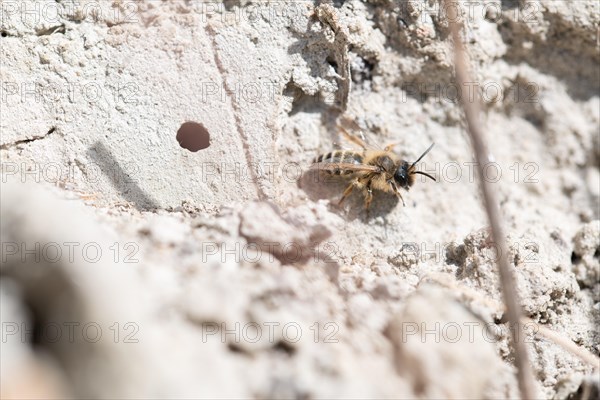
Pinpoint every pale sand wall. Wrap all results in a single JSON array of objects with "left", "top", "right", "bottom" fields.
[{"left": 1, "top": 1, "right": 598, "bottom": 398}]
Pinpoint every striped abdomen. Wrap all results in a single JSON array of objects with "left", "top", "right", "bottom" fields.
[{"left": 313, "top": 150, "right": 364, "bottom": 175}]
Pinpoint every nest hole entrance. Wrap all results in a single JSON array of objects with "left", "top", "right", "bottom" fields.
[{"left": 177, "top": 122, "right": 211, "bottom": 152}]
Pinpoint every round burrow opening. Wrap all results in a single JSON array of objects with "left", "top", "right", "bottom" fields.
[{"left": 177, "top": 122, "right": 210, "bottom": 152}]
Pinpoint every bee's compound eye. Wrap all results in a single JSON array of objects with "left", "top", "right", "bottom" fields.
[{"left": 394, "top": 165, "right": 408, "bottom": 187}]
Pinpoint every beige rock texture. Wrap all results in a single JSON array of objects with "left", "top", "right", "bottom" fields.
[{"left": 1, "top": 0, "right": 599, "bottom": 398}]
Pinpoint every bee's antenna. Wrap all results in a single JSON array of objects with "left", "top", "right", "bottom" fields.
[
  {"left": 410, "top": 143, "right": 435, "bottom": 170},
  {"left": 412, "top": 171, "right": 436, "bottom": 181}
]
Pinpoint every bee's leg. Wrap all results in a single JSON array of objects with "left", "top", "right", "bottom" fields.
[
  {"left": 390, "top": 181, "right": 406, "bottom": 206},
  {"left": 338, "top": 179, "right": 357, "bottom": 205},
  {"left": 364, "top": 180, "right": 374, "bottom": 211},
  {"left": 398, "top": 191, "right": 406, "bottom": 207}
]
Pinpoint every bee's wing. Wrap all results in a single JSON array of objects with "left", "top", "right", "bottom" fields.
[
  {"left": 338, "top": 117, "right": 382, "bottom": 151},
  {"left": 310, "top": 162, "right": 380, "bottom": 173},
  {"left": 338, "top": 126, "right": 370, "bottom": 150}
]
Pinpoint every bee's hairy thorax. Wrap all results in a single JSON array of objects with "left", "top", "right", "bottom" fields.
[{"left": 363, "top": 151, "right": 400, "bottom": 174}]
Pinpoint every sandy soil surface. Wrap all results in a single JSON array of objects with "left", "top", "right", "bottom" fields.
[{"left": 1, "top": 1, "right": 599, "bottom": 398}]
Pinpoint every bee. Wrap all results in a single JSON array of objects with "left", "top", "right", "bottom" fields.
[{"left": 310, "top": 127, "right": 436, "bottom": 210}]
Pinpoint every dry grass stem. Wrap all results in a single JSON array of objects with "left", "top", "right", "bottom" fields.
[{"left": 442, "top": 1, "right": 538, "bottom": 398}]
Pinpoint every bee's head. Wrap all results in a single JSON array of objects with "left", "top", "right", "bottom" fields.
[
  {"left": 394, "top": 144, "right": 436, "bottom": 189},
  {"left": 394, "top": 161, "right": 415, "bottom": 189}
]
